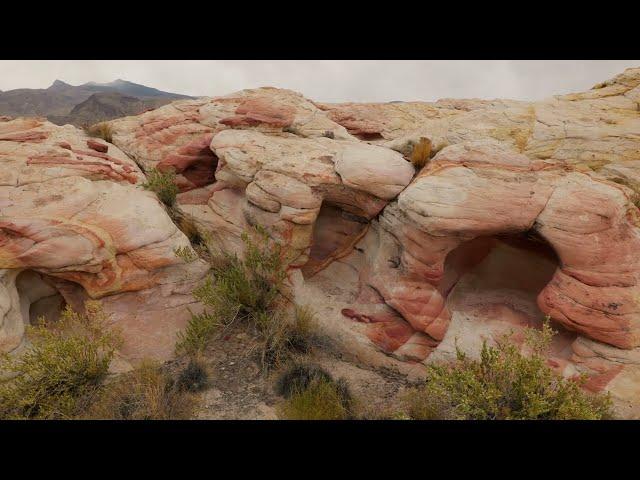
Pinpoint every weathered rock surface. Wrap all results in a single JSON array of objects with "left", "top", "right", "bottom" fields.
[
  {"left": 108, "top": 88, "right": 356, "bottom": 192},
  {"left": 30, "top": 66, "right": 640, "bottom": 417},
  {"left": 0, "top": 117, "right": 208, "bottom": 363}
]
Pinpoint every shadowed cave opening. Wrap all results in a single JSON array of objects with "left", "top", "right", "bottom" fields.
[
  {"left": 435, "top": 232, "right": 577, "bottom": 359},
  {"left": 301, "top": 203, "right": 369, "bottom": 279},
  {"left": 16, "top": 270, "right": 68, "bottom": 326},
  {"left": 343, "top": 231, "right": 578, "bottom": 363}
]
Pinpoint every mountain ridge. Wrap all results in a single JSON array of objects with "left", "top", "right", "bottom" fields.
[{"left": 0, "top": 79, "right": 193, "bottom": 126}]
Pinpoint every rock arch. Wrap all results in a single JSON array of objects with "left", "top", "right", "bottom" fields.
[{"left": 355, "top": 140, "right": 640, "bottom": 356}]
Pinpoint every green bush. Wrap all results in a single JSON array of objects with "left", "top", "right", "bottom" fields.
[
  {"left": 142, "top": 168, "right": 180, "bottom": 207},
  {"left": 207, "top": 227, "right": 287, "bottom": 321},
  {"left": 176, "top": 227, "right": 318, "bottom": 371},
  {"left": 0, "top": 301, "right": 121, "bottom": 420},
  {"left": 175, "top": 309, "right": 221, "bottom": 357},
  {"left": 174, "top": 245, "right": 199, "bottom": 264},
  {"left": 276, "top": 365, "right": 352, "bottom": 420},
  {"left": 403, "top": 321, "right": 613, "bottom": 420},
  {"left": 176, "top": 227, "right": 287, "bottom": 357}
]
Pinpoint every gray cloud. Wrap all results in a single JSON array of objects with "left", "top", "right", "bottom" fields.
[{"left": 0, "top": 60, "right": 638, "bottom": 103}]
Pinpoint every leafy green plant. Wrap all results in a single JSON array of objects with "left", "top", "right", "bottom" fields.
[
  {"left": 175, "top": 309, "right": 221, "bottom": 357},
  {"left": 142, "top": 168, "right": 180, "bottom": 207},
  {"left": 403, "top": 321, "right": 613, "bottom": 420},
  {"left": 0, "top": 301, "right": 121, "bottom": 420}
]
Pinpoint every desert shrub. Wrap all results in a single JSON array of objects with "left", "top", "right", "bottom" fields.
[
  {"left": 208, "top": 227, "right": 287, "bottom": 321},
  {"left": 403, "top": 321, "right": 613, "bottom": 420},
  {"left": 0, "top": 301, "right": 121, "bottom": 420},
  {"left": 85, "top": 122, "right": 113, "bottom": 143},
  {"left": 176, "top": 227, "right": 318, "bottom": 370},
  {"left": 409, "top": 137, "right": 432, "bottom": 169},
  {"left": 85, "top": 360, "right": 195, "bottom": 420},
  {"left": 175, "top": 309, "right": 221, "bottom": 357},
  {"left": 175, "top": 357, "right": 209, "bottom": 393},
  {"left": 143, "top": 168, "right": 180, "bottom": 207},
  {"left": 276, "top": 365, "right": 352, "bottom": 420},
  {"left": 287, "top": 304, "right": 317, "bottom": 353},
  {"left": 259, "top": 305, "right": 319, "bottom": 369},
  {"left": 176, "top": 227, "right": 287, "bottom": 357}
]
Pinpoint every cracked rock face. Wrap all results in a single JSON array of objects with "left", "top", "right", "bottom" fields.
[
  {"left": 0, "top": 117, "right": 208, "bottom": 363},
  {"left": 12, "top": 67, "right": 638, "bottom": 416}
]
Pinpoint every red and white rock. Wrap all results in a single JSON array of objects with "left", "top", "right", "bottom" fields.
[
  {"left": 0, "top": 118, "right": 208, "bottom": 364},
  {"left": 64, "top": 67, "right": 640, "bottom": 416}
]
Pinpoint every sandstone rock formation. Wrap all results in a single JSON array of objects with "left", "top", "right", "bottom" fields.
[
  {"left": 0, "top": 116, "right": 208, "bottom": 365},
  {"left": 3, "top": 68, "right": 640, "bottom": 417}
]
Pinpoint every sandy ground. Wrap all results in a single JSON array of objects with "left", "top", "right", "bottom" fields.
[{"left": 181, "top": 324, "right": 413, "bottom": 420}]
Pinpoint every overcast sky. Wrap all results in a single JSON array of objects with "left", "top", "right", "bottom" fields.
[{"left": 0, "top": 60, "right": 638, "bottom": 103}]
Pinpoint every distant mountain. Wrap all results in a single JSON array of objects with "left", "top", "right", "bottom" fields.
[
  {"left": 80, "top": 79, "right": 188, "bottom": 99},
  {"left": 0, "top": 79, "right": 193, "bottom": 126},
  {"left": 48, "top": 91, "right": 176, "bottom": 127}
]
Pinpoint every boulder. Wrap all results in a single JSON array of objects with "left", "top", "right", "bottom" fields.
[{"left": 0, "top": 118, "right": 208, "bottom": 363}]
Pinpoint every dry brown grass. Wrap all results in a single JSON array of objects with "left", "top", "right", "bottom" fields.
[
  {"left": 275, "top": 364, "right": 353, "bottom": 420},
  {"left": 84, "top": 360, "right": 197, "bottom": 420},
  {"left": 409, "top": 137, "right": 432, "bottom": 170},
  {"left": 85, "top": 123, "right": 114, "bottom": 143},
  {"left": 277, "top": 380, "right": 351, "bottom": 420}
]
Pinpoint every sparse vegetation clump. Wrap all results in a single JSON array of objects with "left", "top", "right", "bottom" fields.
[
  {"left": 409, "top": 137, "right": 432, "bottom": 170},
  {"left": 174, "top": 245, "right": 199, "bottom": 264},
  {"left": 85, "top": 122, "right": 113, "bottom": 143},
  {"left": 85, "top": 360, "right": 196, "bottom": 420},
  {"left": 403, "top": 321, "right": 613, "bottom": 420},
  {"left": 175, "top": 357, "right": 209, "bottom": 393},
  {"left": 0, "top": 301, "right": 121, "bottom": 420},
  {"left": 276, "top": 364, "right": 352, "bottom": 420},
  {"left": 142, "top": 168, "right": 180, "bottom": 207},
  {"left": 259, "top": 304, "right": 320, "bottom": 369},
  {"left": 172, "top": 210, "right": 208, "bottom": 247},
  {"left": 176, "top": 227, "right": 289, "bottom": 356},
  {"left": 175, "top": 227, "right": 320, "bottom": 370},
  {"left": 275, "top": 363, "right": 335, "bottom": 397}
]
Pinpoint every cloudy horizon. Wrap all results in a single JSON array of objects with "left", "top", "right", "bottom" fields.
[{"left": 0, "top": 60, "right": 638, "bottom": 103}]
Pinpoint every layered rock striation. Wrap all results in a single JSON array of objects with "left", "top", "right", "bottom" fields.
[
  {"left": 3, "top": 68, "right": 640, "bottom": 415},
  {"left": 0, "top": 117, "right": 208, "bottom": 363}
]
